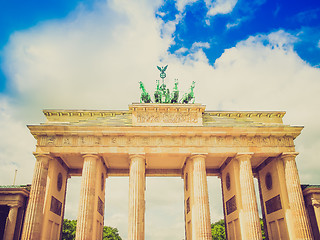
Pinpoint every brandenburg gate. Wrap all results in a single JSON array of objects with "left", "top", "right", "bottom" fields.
[{"left": 21, "top": 103, "right": 313, "bottom": 239}]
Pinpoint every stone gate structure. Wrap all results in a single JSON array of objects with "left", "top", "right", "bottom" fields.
[{"left": 20, "top": 103, "right": 314, "bottom": 239}]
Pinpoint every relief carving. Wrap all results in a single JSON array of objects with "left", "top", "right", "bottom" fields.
[
  {"left": 127, "top": 137, "right": 133, "bottom": 145},
  {"left": 247, "top": 137, "right": 255, "bottom": 146},
  {"left": 217, "top": 137, "right": 224, "bottom": 145},
  {"left": 63, "top": 138, "right": 71, "bottom": 145},
  {"left": 185, "top": 137, "right": 195, "bottom": 145},
  {"left": 136, "top": 112, "right": 198, "bottom": 124},
  {"left": 262, "top": 137, "right": 271, "bottom": 146},
  {"left": 95, "top": 137, "right": 101, "bottom": 145},
  {"left": 142, "top": 137, "right": 149, "bottom": 145},
  {"left": 233, "top": 137, "right": 241, "bottom": 145},
  {"left": 157, "top": 137, "right": 164, "bottom": 145},
  {"left": 40, "top": 134, "right": 294, "bottom": 148},
  {"left": 80, "top": 137, "right": 87, "bottom": 145},
  {"left": 47, "top": 136, "right": 56, "bottom": 145},
  {"left": 172, "top": 137, "right": 180, "bottom": 145}
]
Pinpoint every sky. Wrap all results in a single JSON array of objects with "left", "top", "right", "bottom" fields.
[{"left": 0, "top": 0, "right": 320, "bottom": 239}]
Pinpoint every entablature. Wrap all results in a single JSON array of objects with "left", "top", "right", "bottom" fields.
[{"left": 42, "top": 103, "right": 288, "bottom": 127}]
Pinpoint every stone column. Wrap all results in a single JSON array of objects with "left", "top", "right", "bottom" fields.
[
  {"left": 3, "top": 205, "right": 19, "bottom": 240},
  {"left": 237, "top": 153, "right": 262, "bottom": 240},
  {"left": 76, "top": 154, "right": 99, "bottom": 240},
  {"left": 21, "top": 153, "right": 51, "bottom": 240},
  {"left": 191, "top": 154, "right": 211, "bottom": 240},
  {"left": 311, "top": 198, "right": 320, "bottom": 232},
  {"left": 282, "top": 152, "right": 313, "bottom": 239},
  {"left": 128, "top": 154, "right": 146, "bottom": 240}
]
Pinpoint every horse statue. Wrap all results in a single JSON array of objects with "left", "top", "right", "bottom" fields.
[
  {"left": 139, "top": 81, "right": 152, "bottom": 103},
  {"left": 154, "top": 80, "right": 162, "bottom": 103},
  {"left": 159, "top": 81, "right": 170, "bottom": 103},
  {"left": 170, "top": 79, "right": 179, "bottom": 103},
  {"left": 180, "top": 81, "right": 195, "bottom": 104}
]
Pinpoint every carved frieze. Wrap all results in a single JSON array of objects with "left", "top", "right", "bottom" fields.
[
  {"left": 137, "top": 112, "right": 199, "bottom": 124},
  {"left": 38, "top": 135, "right": 294, "bottom": 148},
  {"left": 130, "top": 104, "right": 205, "bottom": 126}
]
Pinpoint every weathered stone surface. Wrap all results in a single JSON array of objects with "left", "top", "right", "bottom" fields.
[
  {"left": 237, "top": 153, "right": 262, "bottom": 240},
  {"left": 21, "top": 154, "right": 50, "bottom": 240},
  {"left": 24, "top": 103, "right": 313, "bottom": 240},
  {"left": 128, "top": 155, "right": 146, "bottom": 240},
  {"left": 282, "top": 153, "right": 313, "bottom": 239}
]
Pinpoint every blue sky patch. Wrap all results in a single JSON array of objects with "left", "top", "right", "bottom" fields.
[{"left": 0, "top": 0, "right": 319, "bottom": 92}]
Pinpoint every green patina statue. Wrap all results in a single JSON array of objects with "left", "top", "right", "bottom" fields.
[
  {"left": 139, "top": 65, "right": 195, "bottom": 104},
  {"left": 139, "top": 81, "right": 152, "bottom": 103},
  {"left": 170, "top": 79, "right": 179, "bottom": 103},
  {"left": 154, "top": 80, "right": 162, "bottom": 103},
  {"left": 181, "top": 81, "right": 195, "bottom": 104},
  {"left": 157, "top": 65, "right": 168, "bottom": 80}
]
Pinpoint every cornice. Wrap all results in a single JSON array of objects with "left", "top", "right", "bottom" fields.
[
  {"left": 28, "top": 124, "right": 303, "bottom": 136},
  {"left": 42, "top": 105, "right": 287, "bottom": 127}
]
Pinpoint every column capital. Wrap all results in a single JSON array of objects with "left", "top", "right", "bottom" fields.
[
  {"left": 129, "top": 154, "right": 146, "bottom": 161},
  {"left": 33, "top": 152, "right": 53, "bottom": 168},
  {"left": 235, "top": 152, "right": 254, "bottom": 161},
  {"left": 311, "top": 198, "right": 320, "bottom": 208},
  {"left": 189, "top": 153, "right": 207, "bottom": 160},
  {"left": 7, "top": 203, "right": 21, "bottom": 208},
  {"left": 281, "top": 152, "right": 299, "bottom": 161},
  {"left": 33, "top": 152, "right": 54, "bottom": 157},
  {"left": 81, "top": 153, "right": 101, "bottom": 159}
]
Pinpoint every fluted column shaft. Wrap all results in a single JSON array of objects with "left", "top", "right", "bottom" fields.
[
  {"left": 76, "top": 154, "right": 99, "bottom": 240},
  {"left": 282, "top": 153, "right": 313, "bottom": 239},
  {"left": 191, "top": 155, "right": 211, "bottom": 240},
  {"left": 21, "top": 154, "right": 50, "bottom": 240},
  {"left": 237, "top": 154, "right": 262, "bottom": 240},
  {"left": 312, "top": 200, "right": 320, "bottom": 231},
  {"left": 4, "top": 205, "right": 19, "bottom": 240},
  {"left": 128, "top": 155, "right": 146, "bottom": 240}
]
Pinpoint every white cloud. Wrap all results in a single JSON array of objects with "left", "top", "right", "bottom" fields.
[
  {"left": 160, "top": 13, "right": 184, "bottom": 46},
  {"left": 176, "top": 0, "right": 199, "bottom": 12},
  {"left": 175, "top": 47, "right": 188, "bottom": 54},
  {"left": 191, "top": 41, "right": 210, "bottom": 49},
  {"left": 318, "top": 39, "right": 320, "bottom": 48},
  {"left": 0, "top": 96, "right": 36, "bottom": 185},
  {"left": 156, "top": 11, "right": 166, "bottom": 17},
  {"left": 205, "top": 0, "right": 238, "bottom": 17},
  {"left": 0, "top": 1, "right": 178, "bottom": 239},
  {"left": 226, "top": 21, "right": 239, "bottom": 29},
  {"left": 226, "top": 18, "right": 243, "bottom": 29},
  {"left": 1, "top": 1, "right": 320, "bottom": 240},
  {"left": 210, "top": 32, "right": 320, "bottom": 184}
]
